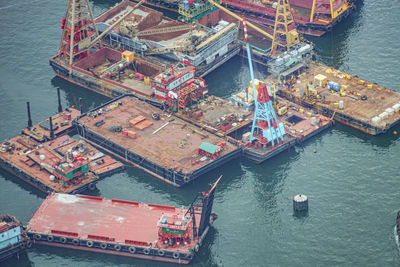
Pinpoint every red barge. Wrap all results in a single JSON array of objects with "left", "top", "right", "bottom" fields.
[
  {"left": 144, "top": 0, "right": 354, "bottom": 36},
  {"left": 26, "top": 177, "right": 222, "bottom": 264},
  {"left": 0, "top": 98, "right": 123, "bottom": 194},
  {"left": 218, "top": 0, "right": 354, "bottom": 36}
]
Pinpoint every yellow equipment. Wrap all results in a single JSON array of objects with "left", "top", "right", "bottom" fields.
[
  {"left": 271, "top": 82, "right": 287, "bottom": 116},
  {"left": 271, "top": 0, "right": 300, "bottom": 55},
  {"left": 314, "top": 74, "right": 327, "bottom": 87},
  {"left": 310, "top": 0, "right": 349, "bottom": 22},
  {"left": 277, "top": 104, "right": 287, "bottom": 116},
  {"left": 122, "top": 51, "right": 134, "bottom": 63}
]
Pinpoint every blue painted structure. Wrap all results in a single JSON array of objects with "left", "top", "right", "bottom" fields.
[
  {"left": 0, "top": 215, "right": 26, "bottom": 262},
  {"left": 0, "top": 226, "right": 22, "bottom": 250},
  {"left": 242, "top": 20, "right": 285, "bottom": 145}
]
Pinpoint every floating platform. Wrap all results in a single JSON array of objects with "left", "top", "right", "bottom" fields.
[
  {"left": 272, "top": 61, "right": 400, "bottom": 135},
  {"left": 141, "top": 0, "right": 352, "bottom": 36},
  {"left": 215, "top": 0, "right": 353, "bottom": 36},
  {"left": 50, "top": 47, "right": 165, "bottom": 103},
  {"left": 277, "top": 97, "right": 334, "bottom": 144},
  {"left": 95, "top": 0, "right": 240, "bottom": 77},
  {"left": 26, "top": 177, "right": 221, "bottom": 264},
  {"left": 174, "top": 95, "right": 253, "bottom": 137},
  {"left": 230, "top": 85, "right": 333, "bottom": 163},
  {"left": 21, "top": 107, "right": 80, "bottom": 143},
  {"left": 74, "top": 95, "right": 241, "bottom": 186},
  {"left": 0, "top": 214, "right": 28, "bottom": 262},
  {"left": 0, "top": 134, "right": 123, "bottom": 194}
]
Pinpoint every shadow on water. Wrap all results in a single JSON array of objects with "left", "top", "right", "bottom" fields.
[
  {"left": 1, "top": 252, "right": 32, "bottom": 267},
  {"left": 136, "top": 156, "right": 242, "bottom": 203},
  {"left": 0, "top": 169, "right": 47, "bottom": 199},
  {"left": 307, "top": 1, "right": 365, "bottom": 70},
  {"left": 332, "top": 121, "right": 400, "bottom": 148},
  {"left": 191, "top": 227, "right": 221, "bottom": 267},
  {"left": 51, "top": 76, "right": 109, "bottom": 113},
  {"left": 204, "top": 55, "right": 268, "bottom": 99}
]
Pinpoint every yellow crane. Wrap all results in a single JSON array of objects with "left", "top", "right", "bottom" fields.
[{"left": 181, "top": 0, "right": 300, "bottom": 55}]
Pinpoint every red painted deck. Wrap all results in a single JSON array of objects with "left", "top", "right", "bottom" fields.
[{"left": 27, "top": 194, "right": 200, "bottom": 252}]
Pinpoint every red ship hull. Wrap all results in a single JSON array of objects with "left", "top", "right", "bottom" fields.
[{"left": 25, "top": 181, "right": 221, "bottom": 264}]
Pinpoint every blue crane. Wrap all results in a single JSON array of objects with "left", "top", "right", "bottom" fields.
[{"left": 242, "top": 19, "right": 286, "bottom": 147}]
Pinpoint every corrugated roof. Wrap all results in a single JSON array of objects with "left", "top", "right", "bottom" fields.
[{"left": 199, "top": 142, "right": 220, "bottom": 154}]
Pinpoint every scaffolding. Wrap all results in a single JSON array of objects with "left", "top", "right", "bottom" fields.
[
  {"left": 271, "top": 0, "right": 300, "bottom": 55},
  {"left": 59, "top": 0, "right": 99, "bottom": 74}
]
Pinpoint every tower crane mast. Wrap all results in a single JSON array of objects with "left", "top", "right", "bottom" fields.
[{"left": 242, "top": 19, "right": 285, "bottom": 146}]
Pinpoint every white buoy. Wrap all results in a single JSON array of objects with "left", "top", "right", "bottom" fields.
[
  {"left": 293, "top": 194, "right": 308, "bottom": 212},
  {"left": 49, "top": 175, "right": 55, "bottom": 182},
  {"left": 39, "top": 154, "right": 46, "bottom": 161}
]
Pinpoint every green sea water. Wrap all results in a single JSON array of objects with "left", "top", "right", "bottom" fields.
[{"left": 1, "top": 0, "right": 400, "bottom": 266}]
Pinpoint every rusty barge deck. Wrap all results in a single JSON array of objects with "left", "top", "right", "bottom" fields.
[
  {"left": 176, "top": 93, "right": 332, "bottom": 164},
  {"left": 21, "top": 107, "right": 80, "bottom": 143},
  {"left": 74, "top": 95, "right": 241, "bottom": 186},
  {"left": 240, "top": 99, "right": 333, "bottom": 163},
  {"left": 0, "top": 134, "right": 123, "bottom": 194},
  {"left": 175, "top": 95, "right": 253, "bottom": 137},
  {"left": 50, "top": 48, "right": 165, "bottom": 105},
  {"left": 228, "top": 82, "right": 333, "bottom": 163},
  {"left": 26, "top": 178, "right": 221, "bottom": 264},
  {"left": 273, "top": 61, "right": 400, "bottom": 135}
]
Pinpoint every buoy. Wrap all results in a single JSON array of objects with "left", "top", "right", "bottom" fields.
[
  {"left": 394, "top": 131, "right": 398, "bottom": 135},
  {"left": 293, "top": 194, "right": 308, "bottom": 212},
  {"left": 49, "top": 175, "right": 55, "bottom": 182},
  {"left": 39, "top": 154, "right": 46, "bottom": 161},
  {"left": 313, "top": 149, "right": 317, "bottom": 153}
]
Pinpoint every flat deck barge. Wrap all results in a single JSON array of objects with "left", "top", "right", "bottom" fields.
[
  {"left": 0, "top": 134, "right": 123, "bottom": 194},
  {"left": 230, "top": 80, "right": 333, "bottom": 163},
  {"left": 21, "top": 106, "right": 80, "bottom": 143},
  {"left": 50, "top": 47, "right": 165, "bottom": 102},
  {"left": 274, "top": 97, "right": 333, "bottom": 143},
  {"left": 272, "top": 61, "right": 400, "bottom": 135},
  {"left": 74, "top": 95, "right": 240, "bottom": 186},
  {"left": 26, "top": 177, "right": 221, "bottom": 264},
  {"left": 242, "top": 98, "right": 333, "bottom": 163},
  {"left": 96, "top": 0, "right": 239, "bottom": 77}
]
